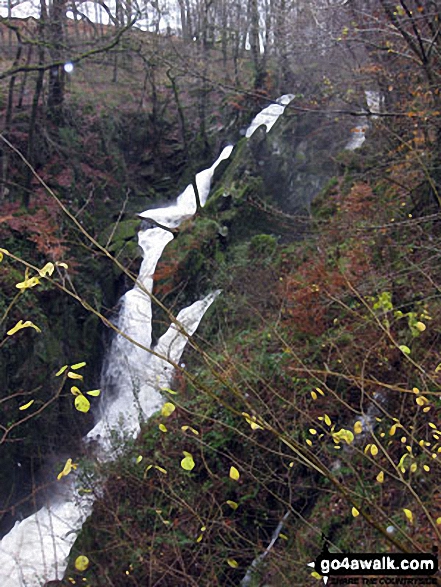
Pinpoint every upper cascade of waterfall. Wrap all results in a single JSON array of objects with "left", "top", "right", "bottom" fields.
[
  {"left": 245, "top": 94, "right": 295, "bottom": 138},
  {"left": 138, "top": 145, "right": 234, "bottom": 228},
  {"left": 365, "top": 90, "right": 383, "bottom": 118}
]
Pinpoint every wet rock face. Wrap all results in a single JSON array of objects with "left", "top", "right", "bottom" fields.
[{"left": 245, "top": 109, "right": 351, "bottom": 214}]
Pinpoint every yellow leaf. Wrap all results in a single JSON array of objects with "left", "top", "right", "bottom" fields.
[
  {"left": 398, "top": 453, "right": 409, "bottom": 472},
  {"left": 16, "top": 276, "right": 40, "bottom": 289},
  {"left": 136, "top": 455, "right": 143, "bottom": 464},
  {"left": 181, "top": 455, "right": 195, "bottom": 471},
  {"left": 229, "top": 466, "right": 240, "bottom": 481},
  {"left": 154, "top": 465, "right": 167, "bottom": 474},
  {"left": 38, "top": 262, "right": 55, "bottom": 277},
  {"left": 436, "top": 517, "right": 441, "bottom": 525},
  {"left": 332, "top": 428, "right": 354, "bottom": 445},
  {"left": 309, "top": 429, "right": 317, "bottom": 435},
  {"left": 74, "top": 555, "right": 90, "bottom": 571},
  {"left": 159, "top": 423, "right": 167, "bottom": 432},
  {"left": 279, "top": 533, "right": 288, "bottom": 540},
  {"left": 370, "top": 444, "right": 379, "bottom": 456},
  {"left": 352, "top": 507, "right": 360, "bottom": 517},
  {"left": 311, "top": 571, "right": 323, "bottom": 579},
  {"left": 56, "top": 262, "right": 68, "bottom": 269},
  {"left": 7, "top": 320, "right": 41, "bottom": 336},
  {"left": 196, "top": 534, "right": 203, "bottom": 543},
  {"left": 57, "top": 458, "right": 78, "bottom": 481},
  {"left": 398, "top": 345, "right": 411, "bottom": 355},
  {"left": 161, "top": 387, "right": 178, "bottom": 394},
  {"left": 71, "top": 361, "right": 86, "bottom": 370},
  {"left": 181, "top": 426, "right": 200, "bottom": 435},
  {"left": 416, "top": 396, "right": 428, "bottom": 406},
  {"left": 227, "top": 559, "right": 239, "bottom": 568},
  {"left": 55, "top": 365, "right": 68, "bottom": 377},
  {"left": 310, "top": 391, "right": 318, "bottom": 400},
  {"left": 403, "top": 508, "right": 413, "bottom": 524},
  {"left": 19, "top": 399, "right": 34, "bottom": 411},
  {"left": 354, "top": 421, "right": 363, "bottom": 434},
  {"left": 423, "top": 465, "right": 430, "bottom": 472},
  {"left": 416, "top": 321, "right": 426, "bottom": 332},
  {"left": 86, "top": 389, "right": 101, "bottom": 397},
  {"left": 74, "top": 394, "right": 90, "bottom": 413},
  {"left": 324, "top": 414, "right": 332, "bottom": 426},
  {"left": 143, "top": 464, "right": 153, "bottom": 478},
  {"left": 306, "top": 439, "right": 313, "bottom": 447},
  {"left": 226, "top": 500, "right": 238, "bottom": 510},
  {"left": 389, "top": 424, "right": 397, "bottom": 436},
  {"left": 67, "top": 371, "right": 83, "bottom": 380},
  {"left": 376, "top": 471, "right": 384, "bottom": 483},
  {"left": 70, "top": 386, "right": 81, "bottom": 396},
  {"left": 161, "top": 402, "right": 176, "bottom": 417},
  {"left": 410, "top": 463, "right": 417, "bottom": 473},
  {"left": 242, "top": 412, "right": 263, "bottom": 430},
  {"left": 316, "top": 387, "right": 325, "bottom": 396}
]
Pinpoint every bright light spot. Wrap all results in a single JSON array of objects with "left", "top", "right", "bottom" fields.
[
  {"left": 64, "top": 62, "right": 74, "bottom": 74},
  {"left": 386, "top": 525, "right": 395, "bottom": 534}
]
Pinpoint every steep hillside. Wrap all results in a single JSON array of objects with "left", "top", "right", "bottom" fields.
[{"left": 65, "top": 104, "right": 441, "bottom": 586}]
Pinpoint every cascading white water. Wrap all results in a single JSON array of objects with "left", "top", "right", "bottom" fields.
[
  {"left": 0, "top": 95, "right": 295, "bottom": 587},
  {"left": 245, "top": 94, "right": 295, "bottom": 139},
  {"left": 345, "top": 90, "right": 382, "bottom": 151}
]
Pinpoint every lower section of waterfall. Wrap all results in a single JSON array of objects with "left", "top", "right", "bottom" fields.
[{"left": 0, "top": 291, "right": 218, "bottom": 587}]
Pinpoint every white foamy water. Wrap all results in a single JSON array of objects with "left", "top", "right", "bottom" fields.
[
  {"left": 139, "top": 145, "right": 234, "bottom": 228},
  {"left": 346, "top": 90, "right": 382, "bottom": 151},
  {"left": 245, "top": 94, "right": 295, "bottom": 138}
]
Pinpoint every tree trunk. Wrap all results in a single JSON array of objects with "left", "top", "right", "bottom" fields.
[
  {"left": 47, "top": 0, "right": 66, "bottom": 121},
  {"left": 24, "top": 0, "right": 47, "bottom": 205},
  {"left": 17, "top": 47, "right": 33, "bottom": 109},
  {"left": 1, "top": 29, "right": 22, "bottom": 200},
  {"left": 249, "top": 0, "right": 265, "bottom": 89}
]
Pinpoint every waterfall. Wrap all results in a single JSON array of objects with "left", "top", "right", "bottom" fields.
[
  {"left": 0, "top": 95, "right": 295, "bottom": 586},
  {"left": 0, "top": 147, "right": 233, "bottom": 587},
  {"left": 245, "top": 94, "right": 295, "bottom": 138},
  {"left": 345, "top": 90, "right": 382, "bottom": 151}
]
